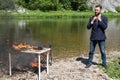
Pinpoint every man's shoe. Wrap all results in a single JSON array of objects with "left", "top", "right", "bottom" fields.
[
  {"left": 85, "top": 64, "right": 92, "bottom": 68},
  {"left": 102, "top": 64, "right": 108, "bottom": 70}
]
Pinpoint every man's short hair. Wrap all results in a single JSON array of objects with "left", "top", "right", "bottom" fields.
[{"left": 95, "top": 4, "right": 102, "bottom": 9}]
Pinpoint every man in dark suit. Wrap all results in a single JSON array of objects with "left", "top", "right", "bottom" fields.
[{"left": 86, "top": 5, "right": 108, "bottom": 69}]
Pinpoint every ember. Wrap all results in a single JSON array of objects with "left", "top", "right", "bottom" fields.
[
  {"left": 30, "top": 58, "right": 39, "bottom": 68},
  {"left": 12, "top": 42, "right": 41, "bottom": 50},
  {"left": 31, "top": 62, "right": 39, "bottom": 68}
]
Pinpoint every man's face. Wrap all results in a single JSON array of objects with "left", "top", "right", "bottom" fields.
[{"left": 95, "top": 7, "right": 101, "bottom": 16}]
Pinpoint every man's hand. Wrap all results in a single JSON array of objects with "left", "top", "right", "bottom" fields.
[
  {"left": 91, "top": 16, "right": 97, "bottom": 24},
  {"left": 97, "top": 14, "right": 102, "bottom": 21},
  {"left": 91, "top": 14, "right": 102, "bottom": 24},
  {"left": 92, "top": 16, "right": 97, "bottom": 22}
]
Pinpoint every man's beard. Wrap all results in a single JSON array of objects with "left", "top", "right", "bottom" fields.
[{"left": 95, "top": 12, "right": 100, "bottom": 16}]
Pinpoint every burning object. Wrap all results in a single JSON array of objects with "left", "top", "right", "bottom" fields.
[
  {"left": 12, "top": 42, "right": 43, "bottom": 50},
  {"left": 9, "top": 42, "right": 52, "bottom": 80}
]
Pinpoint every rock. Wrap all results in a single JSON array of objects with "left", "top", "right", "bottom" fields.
[
  {"left": 18, "top": 78, "right": 26, "bottom": 80},
  {"left": 102, "top": 74, "right": 113, "bottom": 80},
  {"left": 17, "top": 7, "right": 26, "bottom": 13},
  {"left": 87, "top": 0, "right": 120, "bottom": 12},
  {"left": 102, "top": 0, "right": 120, "bottom": 12}
]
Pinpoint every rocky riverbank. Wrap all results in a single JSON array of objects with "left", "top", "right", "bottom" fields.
[{"left": 0, "top": 51, "right": 120, "bottom": 80}]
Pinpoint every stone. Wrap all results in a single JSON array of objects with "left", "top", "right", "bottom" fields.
[
  {"left": 87, "top": 0, "right": 120, "bottom": 12},
  {"left": 1, "top": 52, "right": 119, "bottom": 80},
  {"left": 17, "top": 7, "right": 26, "bottom": 13}
]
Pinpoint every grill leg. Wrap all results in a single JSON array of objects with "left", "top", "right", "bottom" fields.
[
  {"left": 47, "top": 51, "right": 49, "bottom": 74},
  {"left": 38, "top": 54, "right": 41, "bottom": 80},
  {"left": 9, "top": 53, "right": 12, "bottom": 76}
]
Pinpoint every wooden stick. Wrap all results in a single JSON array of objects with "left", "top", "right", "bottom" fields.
[{"left": 9, "top": 53, "right": 12, "bottom": 76}]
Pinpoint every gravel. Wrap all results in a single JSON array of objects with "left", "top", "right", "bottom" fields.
[{"left": 1, "top": 51, "right": 120, "bottom": 80}]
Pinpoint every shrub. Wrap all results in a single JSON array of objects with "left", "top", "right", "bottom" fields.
[
  {"left": 28, "top": 0, "right": 41, "bottom": 10},
  {"left": 39, "top": 1, "right": 57, "bottom": 11},
  {"left": 78, "top": 4, "right": 88, "bottom": 11},
  {"left": 61, "top": 0, "right": 71, "bottom": 10},
  {"left": 116, "top": 6, "right": 120, "bottom": 12},
  {"left": 14, "top": 0, "right": 90, "bottom": 11},
  {"left": 71, "top": 1, "right": 79, "bottom": 11}
]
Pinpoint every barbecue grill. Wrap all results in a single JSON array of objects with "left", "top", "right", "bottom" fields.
[{"left": 9, "top": 43, "right": 52, "bottom": 80}]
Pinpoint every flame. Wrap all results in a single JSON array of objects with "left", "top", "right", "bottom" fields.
[
  {"left": 31, "top": 62, "right": 39, "bottom": 68},
  {"left": 12, "top": 43, "right": 38, "bottom": 50}
]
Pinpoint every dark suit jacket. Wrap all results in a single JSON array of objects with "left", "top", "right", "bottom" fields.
[{"left": 87, "top": 15, "right": 108, "bottom": 40}]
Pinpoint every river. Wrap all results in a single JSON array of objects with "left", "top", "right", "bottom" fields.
[{"left": 0, "top": 18, "right": 120, "bottom": 59}]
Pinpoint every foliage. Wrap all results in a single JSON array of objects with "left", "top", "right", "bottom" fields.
[
  {"left": 78, "top": 4, "right": 88, "bottom": 11},
  {"left": 14, "top": 0, "right": 90, "bottom": 11},
  {"left": 116, "top": 6, "right": 120, "bottom": 12},
  {"left": 1, "top": 10, "right": 120, "bottom": 19},
  {"left": 0, "top": 0, "right": 15, "bottom": 10},
  {"left": 59, "top": 0, "right": 72, "bottom": 10},
  {"left": 39, "top": 0, "right": 57, "bottom": 11}
]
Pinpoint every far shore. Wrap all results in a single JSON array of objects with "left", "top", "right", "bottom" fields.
[{"left": 0, "top": 11, "right": 120, "bottom": 19}]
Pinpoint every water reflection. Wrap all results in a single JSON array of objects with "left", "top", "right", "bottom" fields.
[
  {"left": 107, "top": 18, "right": 120, "bottom": 50},
  {"left": 0, "top": 18, "right": 120, "bottom": 59}
]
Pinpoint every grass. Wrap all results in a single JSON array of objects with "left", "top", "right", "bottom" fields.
[
  {"left": 106, "top": 57, "right": 120, "bottom": 79},
  {"left": 1, "top": 10, "right": 120, "bottom": 19},
  {"left": 99, "top": 56, "right": 120, "bottom": 79},
  {"left": 11, "top": 11, "right": 93, "bottom": 19},
  {"left": 103, "top": 12, "right": 120, "bottom": 18}
]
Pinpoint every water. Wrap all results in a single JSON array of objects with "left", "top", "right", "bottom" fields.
[{"left": 0, "top": 18, "right": 120, "bottom": 59}]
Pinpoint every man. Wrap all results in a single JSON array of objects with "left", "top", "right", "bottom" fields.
[{"left": 86, "top": 5, "right": 108, "bottom": 69}]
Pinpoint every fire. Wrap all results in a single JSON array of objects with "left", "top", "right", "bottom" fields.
[
  {"left": 30, "top": 58, "right": 40, "bottom": 68},
  {"left": 12, "top": 43, "right": 38, "bottom": 50},
  {"left": 31, "top": 62, "right": 39, "bottom": 68}
]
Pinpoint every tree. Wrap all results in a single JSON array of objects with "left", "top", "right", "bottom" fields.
[
  {"left": 0, "top": 0, "right": 15, "bottom": 10},
  {"left": 14, "top": 0, "right": 90, "bottom": 11},
  {"left": 71, "top": 0, "right": 80, "bottom": 10},
  {"left": 59, "top": 0, "right": 72, "bottom": 10}
]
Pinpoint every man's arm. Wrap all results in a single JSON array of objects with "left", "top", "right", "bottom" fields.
[
  {"left": 99, "top": 16, "right": 108, "bottom": 30},
  {"left": 87, "top": 17, "right": 93, "bottom": 29}
]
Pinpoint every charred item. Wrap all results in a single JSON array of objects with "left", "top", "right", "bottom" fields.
[
  {"left": 12, "top": 42, "right": 43, "bottom": 50},
  {"left": 0, "top": 38, "right": 52, "bottom": 75},
  {"left": 11, "top": 42, "right": 52, "bottom": 74}
]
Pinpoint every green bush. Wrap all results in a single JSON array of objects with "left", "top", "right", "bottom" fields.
[
  {"left": 39, "top": 1, "right": 57, "bottom": 11},
  {"left": 15, "top": 0, "right": 60, "bottom": 11},
  {"left": 28, "top": 0, "right": 41, "bottom": 10},
  {"left": 71, "top": 1, "right": 79, "bottom": 10},
  {"left": 78, "top": 4, "right": 88, "bottom": 11},
  {"left": 14, "top": 0, "right": 91, "bottom": 11},
  {"left": 116, "top": 6, "right": 120, "bottom": 12},
  {"left": 60, "top": 0, "right": 71, "bottom": 10}
]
